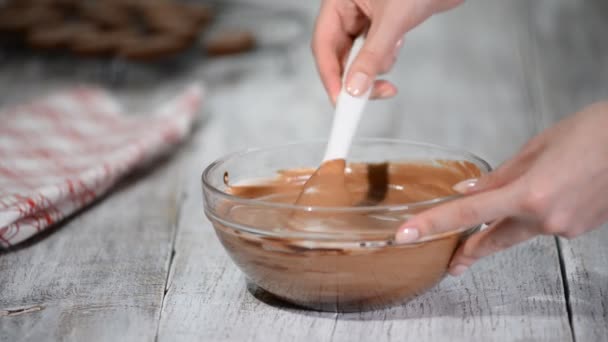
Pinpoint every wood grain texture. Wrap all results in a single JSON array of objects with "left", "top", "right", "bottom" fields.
[
  {"left": 3, "top": 0, "right": 607, "bottom": 340},
  {"left": 558, "top": 229, "right": 608, "bottom": 342},
  {"left": 157, "top": 1, "right": 572, "bottom": 341},
  {"left": 523, "top": 0, "right": 608, "bottom": 340},
  {"left": 0, "top": 150, "right": 180, "bottom": 342}
]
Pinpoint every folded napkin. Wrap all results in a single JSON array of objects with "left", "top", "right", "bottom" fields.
[{"left": 0, "top": 85, "right": 203, "bottom": 248}]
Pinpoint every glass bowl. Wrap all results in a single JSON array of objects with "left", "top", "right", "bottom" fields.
[{"left": 202, "top": 138, "right": 491, "bottom": 312}]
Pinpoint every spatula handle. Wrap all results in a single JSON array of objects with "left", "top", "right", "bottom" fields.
[{"left": 323, "top": 37, "right": 372, "bottom": 162}]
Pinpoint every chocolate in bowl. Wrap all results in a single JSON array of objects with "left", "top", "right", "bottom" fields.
[{"left": 202, "top": 139, "right": 491, "bottom": 312}]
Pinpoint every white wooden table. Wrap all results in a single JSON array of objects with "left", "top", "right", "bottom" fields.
[{"left": 1, "top": 1, "right": 608, "bottom": 341}]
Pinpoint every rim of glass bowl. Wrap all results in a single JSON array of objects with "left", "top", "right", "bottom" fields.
[{"left": 202, "top": 138, "right": 491, "bottom": 215}]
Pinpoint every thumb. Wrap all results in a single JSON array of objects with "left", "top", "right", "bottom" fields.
[
  {"left": 395, "top": 185, "right": 520, "bottom": 244},
  {"left": 453, "top": 140, "right": 542, "bottom": 195}
]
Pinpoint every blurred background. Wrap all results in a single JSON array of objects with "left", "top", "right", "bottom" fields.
[{"left": 1, "top": 0, "right": 607, "bottom": 166}]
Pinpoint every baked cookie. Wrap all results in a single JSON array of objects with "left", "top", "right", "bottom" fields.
[
  {"left": 78, "top": 2, "right": 132, "bottom": 29},
  {"left": 70, "top": 29, "right": 139, "bottom": 56},
  {"left": 137, "top": 1, "right": 199, "bottom": 39},
  {"left": 0, "top": 6, "right": 63, "bottom": 33},
  {"left": 180, "top": 3, "right": 213, "bottom": 27},
  {"left": 204, "top": 30, "right": 256, "bottom": 56},
  {"left": 27, "top": 22, "right": 96, "bottom": 50},
  {"left": 119, "top": 34, "right": 191, "bottom": 61}
]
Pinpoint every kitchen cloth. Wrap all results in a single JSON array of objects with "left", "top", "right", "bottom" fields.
[{"left": 0, "top": 84, "right": 203, "bottom": 248}]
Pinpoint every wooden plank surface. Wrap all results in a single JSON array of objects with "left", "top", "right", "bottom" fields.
[
  {"left": 2, "top": 0, "right": 607, "bottom": 340},
  {"left": 157, "top": 1, "right": 573, "bottom": 341},
  {"left": 558, "top": 230, "right": 608, "bottom": 342},
  {"left": 524, "top": 0, "right": 608, "bottom": 340},
  {"left": 0, "top": 121, "right": 182, "bottom": 340}
]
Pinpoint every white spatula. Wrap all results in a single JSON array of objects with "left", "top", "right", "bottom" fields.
[
  {"left": 294, "top": 36, "right": 372, "bottom": 208},
  {"left": 322, "top": 36, "right": 372, "bottom": 162}
]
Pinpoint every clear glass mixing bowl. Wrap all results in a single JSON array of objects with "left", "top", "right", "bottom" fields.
[{"left": 202, "top": 138, "right": 491, "bottom": 312}]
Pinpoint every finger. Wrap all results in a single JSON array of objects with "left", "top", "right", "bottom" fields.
[
  {"left": 378, "top": 37, "right": 404, "bottom": 74},
  {"left": 395, "top": 184, "right": 521, "bottom": 243},
  {"left": 387, "top": 38, "right": 404, "bottom": 72},
  {"left": 370, "top": 80, "right": 398, "bottom": 99},
  {"left": 447, "top": 217, "right": 539, "bottom": 276},
  {"left": 453, "top": 159, "right": 528, "bottom": 195},
  {"left": 344, "top": 2, "right": 424, "bottom": 97},
  {"left": 453, "top": 137, "right": 545, "bottom": 195},
  {"left": 311, "top": 2, "right": 353, "bottom": 104}
]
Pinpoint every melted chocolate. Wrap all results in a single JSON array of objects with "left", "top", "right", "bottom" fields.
[{"left": 210, "top": 160, "right": 482, "bottom": 311}]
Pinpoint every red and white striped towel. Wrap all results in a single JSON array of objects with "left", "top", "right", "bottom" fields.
[{"left": 0, "top": 84, "right": 203, "bottom": 248}]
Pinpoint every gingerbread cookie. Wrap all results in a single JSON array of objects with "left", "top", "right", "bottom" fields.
[
  {"left": 2, "top": 0, "right": 222, "bottom": 62},
  {"left": 70, "top": 29, "right": 138, "bottom": 56},
  {"left": 4, "top": 0, "right": 78, "bottom": 12},
  {"left": 119, "top": 34, "right": 191, "bottom": 61},
  {"left": 78, "top": 2, "right": 132, "bottom": 29},
  {"left": 204, "top": 31, "right": 256, "bottom": 56},
  {"left": 180, "top": 3, "right": 213, "bottom": 27},
  {"left": 27, "top": 22, "right": 96, "bottom": 50},
  {"left": 0, "top": 6, "right": 62, "bottom": 33},
  {"left": 138, "top": 3, "right": 199, "bottom": 39}
]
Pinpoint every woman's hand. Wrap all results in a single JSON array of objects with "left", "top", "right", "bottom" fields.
[
  {"left": 312, "top": 0, "right": 463, "bottom": 104},
  {"left": 396, "top": 102, "right": 608, "bottom": 276}
]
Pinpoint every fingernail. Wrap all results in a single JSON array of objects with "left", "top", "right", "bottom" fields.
[
  {"left": 452, "top": 178, "right": 478, "bottom": 194},
  {"left": 346, "top": 72, "right": 371, "bottom": 97},
  {"left": 449, "top": 264, "right": 469, "bottom": 277},
  {"left": 380, "top": 87, "right": 396, "bottom": 99},
  {"left": 395, "top": 227, "right": 419, "bottom": 244}
]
